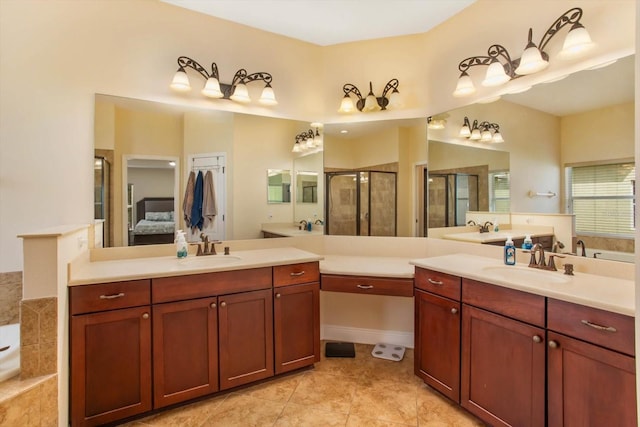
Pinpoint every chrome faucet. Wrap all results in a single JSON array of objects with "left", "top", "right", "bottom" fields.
[
  {"left": 528, "top": 243, "right": 564, "bottom": 271},
  {"left": 576, "top": 239, "right": 586, "bottom": 257}
]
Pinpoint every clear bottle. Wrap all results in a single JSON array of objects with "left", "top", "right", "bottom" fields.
[{"left": 504, "top": 237, "right": 516, "bottom": 265}]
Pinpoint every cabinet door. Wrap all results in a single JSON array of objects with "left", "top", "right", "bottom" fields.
[
  {"left": 461, "top": 305, "right": 545, "bottom": 427},
  {"left": 70, "top": 306, "right": 151, "bottom": 427},
  {"left": 152, "top": 297, "right": 219, "bottom": 408},
  {"left": 218, "top": 288, "right": 274, "bottom": 390},
  {"left": 547, "top": 331, "right": 637, "bottom": 427},
  {"left": 274, "top": 282, "right": 320, "bottom": 374},
  {"left": 414, "top": 289, "right": 461, "bottom": 402}
]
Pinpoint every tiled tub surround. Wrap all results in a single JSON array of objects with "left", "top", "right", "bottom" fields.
[
  {"left": 21, "top": 297, "right": 58, "bottom": 379},
  {"left": 0, "top": 271, "right": 22, "bottom": 326},
  {"left": 0, "top": 373, "right": 58, "bottom": 426}
]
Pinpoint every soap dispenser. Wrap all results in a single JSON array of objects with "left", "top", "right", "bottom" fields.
[
  {"left": 176, "top": 231, "right": 188, "bottom": 259},
  {"left": 522, "top": 235, "right": 533, "bottom": 250},
  {"left": 504, "top": 237, "right": 516, "bottom": 265}
]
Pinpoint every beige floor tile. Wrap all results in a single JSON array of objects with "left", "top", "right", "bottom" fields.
[
  {"left": 289, "top": 371, "right": 358, "bottom": 414},
  {"left": 350, "top": 377, "right": 419, "bottom": 426},
  {"left": 133, "top": 394, "right": 227, "bottom": 427},
  {"left": 240, "top": 371, "right": 305, "bottom": 403},
  {"left": 417, "top": 385, "right": 485, "bottom": 427},
  {"left": 201, "top": 393, "right": 285, "bottom": 427},
  {"left": 274, "top": 402, "right": 348, "bottom": 426},
  {"left": 346, "top": 414, "right": 416, "bottom": 426}
]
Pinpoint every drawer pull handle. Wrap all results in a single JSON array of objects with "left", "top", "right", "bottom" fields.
[
  {"left": 581, "top": 320, "right": 617, "bottom": 333},
  {"left": 99, "top": 292, "right": 125, "bottom": 300},
  {"left": 427, "top": 279, "right": 444, "bottom": 286},
  {"left": 290, "top": 271, "right": 305, "bottom": 277},
  {"left": 357, "top": 284, "right": 374, "bottom": 289}
]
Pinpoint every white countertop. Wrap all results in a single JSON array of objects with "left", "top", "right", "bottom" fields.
[
  {"left": 441, "top": 230, "right": 552, "bottom": 244},
  {"left": 320, "top": 255, "right": 414, "bottom": 279},
  {"left": 411, "top": 254, "right": 634, "bottom": 316},
  {"left": 261, "top": 223, "right": 324, "bottom": 237},
  {"left": 69, "top": 247, "right": 323, "bottom": 286}
]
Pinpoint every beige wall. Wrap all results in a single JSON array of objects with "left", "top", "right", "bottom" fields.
[{"left": 0, "top": 0, "right": 635, "bottom": 270}]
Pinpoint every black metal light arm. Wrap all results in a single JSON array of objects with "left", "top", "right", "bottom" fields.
[
  {"left": 538, "top": 7, "right": 583, "bottom": 53},
  {"left": 458, "top": 44, "right": 517, "bottom": 78},
  {"left": 342, "top": 83, "right": 364, "bottom": 101},
  {"left": 176, "top": 56, "right": 219, "bottom": 80}
]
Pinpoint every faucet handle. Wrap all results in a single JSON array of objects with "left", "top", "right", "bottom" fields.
[
  {"left": 547, "top": 254, "right": 564, "bottom": 271},
  {"left": 210, "top": 240, "right": 222, "bottom": 255}
]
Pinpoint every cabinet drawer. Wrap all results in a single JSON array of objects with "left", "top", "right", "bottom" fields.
[
  {"left": 273, "top": 262, "right": 319, "bottom": 287},
  {"left": 152, "top": 267, "right": 272, "bottom": 304},
  {"left": 547, "top": 298, "right": 634, "bottom": 356},
  {"left": 414, "top": 268, "right": 461, "bottom": 301},
  {"left": 70, "top": 279, "right": 150, "bottom": 315},
  {"left": 462, "top": 279, "right": 545, "bottom": 327},
  {"left": 321, "top": 274, "right": 413, "bottom": 297}
]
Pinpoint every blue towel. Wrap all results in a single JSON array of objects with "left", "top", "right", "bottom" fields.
[{"left": 190, "top": 171, "right": 204, "bottom": 231}]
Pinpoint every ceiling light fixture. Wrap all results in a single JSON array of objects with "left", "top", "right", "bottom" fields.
[
  {"left": 338, "top": 79, "right": 402, "bottom": 113},
  {"left": 459, "top": 117, "right": 504, "bottom": 143},
  {"left": 452, "top": 8, "right": 594, "bottom": 97},
  {"left": 170, "top": 56, "right": 277, "bottom": 105},
  {"left": 292, "top": 124, "right": 323, "bottom": 154}
]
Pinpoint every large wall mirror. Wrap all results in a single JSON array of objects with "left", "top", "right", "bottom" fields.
[
  {"left": 427, "top": 54, "right": 635, "bottom": 263},
  {"left": 94, "top": 94, "right": 318, "bottom": 246}
]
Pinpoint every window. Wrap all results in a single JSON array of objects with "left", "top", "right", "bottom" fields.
[
  {"left": 567, "top": 162, "right": 635, "bottom": 236},
  {"left": 489, "top": 171, "right": 510, "bottom": 213}
]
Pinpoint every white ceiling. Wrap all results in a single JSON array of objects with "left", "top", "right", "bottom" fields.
[{"left": 160, "top": 0, "right": 476, "bottom": 46}]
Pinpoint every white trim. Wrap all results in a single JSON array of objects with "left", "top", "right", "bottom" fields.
[{"left": 321, "top": 324, "right": 414, "bottom": 349}]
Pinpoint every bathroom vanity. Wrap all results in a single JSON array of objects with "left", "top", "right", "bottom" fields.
[{"left": 68, "top": 249, "right": 321, "bottom": 427}]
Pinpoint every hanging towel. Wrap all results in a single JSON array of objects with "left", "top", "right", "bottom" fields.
[
  {"left": 202, "top": 170, "right": 218, "bottom": 228},
  {"left": 190, "top": 171, "right": 204, "bottom": 231},
  {"left": 183, "top": 171, "right": 196, "bottom": 227}
]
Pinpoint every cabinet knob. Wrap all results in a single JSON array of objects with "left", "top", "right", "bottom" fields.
[
  {"left": 451, "top": 308, "right": 458, "bottom": 314},
  {"left": 142, "top": 313, "right": 149, "bottom": 319},
  {"left": 548, "top": 340, "right": 558, "bottom": 349},
  {"left": 220, "top": 302, "right": 226, "bottom": 307},
  {"left": 275, "top": 293, "right": 281, "bottom": 299},
  {"left": 210, "top": 302, "right": 217, "bottom": 308},
  {"left": 532, "top": 335, "right": 542, "bottom": 343}
]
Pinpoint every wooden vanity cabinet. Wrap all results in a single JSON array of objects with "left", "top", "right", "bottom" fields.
[
  {"left": 461, "top": 279, "right": 546, "bottom": 427},
  {"left": 273, "top": 263, "right": 321, "bottom": 374},
  {"left": 70, "top": 280, "right": 152, "bottom": 427},
  {"left": 414, "top": 268, "right": 461, "bottom": 402},
  {"left": 547, "top": 299, "right": 637, "bottom": 426}
]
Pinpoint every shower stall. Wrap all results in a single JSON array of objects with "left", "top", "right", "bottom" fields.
[
  {"left": 428, "top": 173, "right": 479, "bottom": 228},
  {"left": 325, "top": 171, "right": 397, "bottom": 236}
]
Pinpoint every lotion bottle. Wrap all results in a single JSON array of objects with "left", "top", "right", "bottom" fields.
[{"left": 504, "top": 237, "right": 516, "bottom": 265}]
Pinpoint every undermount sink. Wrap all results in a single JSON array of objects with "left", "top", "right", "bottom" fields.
[
  {"left": 177, "top": 255, "right": 242, "bottom": 266},
  {"left": 480, "top": 265, "right": 571, "bottom": 284}
]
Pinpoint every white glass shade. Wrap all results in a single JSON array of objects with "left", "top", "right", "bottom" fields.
[
  {"left": 313, "top": 133, "right": 322, "bottom": 147},
  {"left": 453, "top": 72, "right": 476, "bottom": 97},
  {"left": 338, "top": 95, "right": 355, "bottom": 113},
  {"left": 470, "top": 127, "right": 481, "bottom": 140},
  {"left": 481, "top": 129, "right": 493, "bottom": 142},
  {"left": 428, "top": 119, "right": 446, "bottom": 130},
  {"left": 482, "top": 60, "right": 511, "bottom": 87},
  {"left": 492, "top": 131, "right": 504, "bottom": 143},
  {"left": 259, "top": 84, "right": 278, "bottom": 105},
  {"left": 459, "top": 125, "right": 471, "bottom": 138},
  {"left": 230, "top": 83, "right": 251, "bottom": 103},
  {"left": 201, "top": 77, "right": 223, "bottom": 98},
  {"left": 559, "top": 24, "right": 594, "bottom": 59},
  {"left": 170, "top": 70, "right": 191, "bottom": 92},
  {"left": 362, "top": 94, "right": 381, "bottom": 112},
  {"left": 292, "top": 142, "right": 302, "bottom": 153},
  {"left": 305, "top": 136, "right": 315, "bottom": 148},
  {"left": 387, "top": 90, "right": 404, "bottom": 109},
  {"left": 515, "top": 44, "right": 549, "bottom": 75}
]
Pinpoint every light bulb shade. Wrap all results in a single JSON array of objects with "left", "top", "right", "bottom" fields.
[
  {"left": 230, "top": 83, "right": 251, "bottom": 103},
  {"left": 338, "top": 95, "right": 355, "bottom": 113},
  {"left": 470, "top": 128, "right": 481, "bottom": 140},
  {"left": 362, "top": 93, "right": 381, "bottom": 112},
  {"left": 201, "top": 77, "right": 223, "bottom": 98},
  {"left": 459, "top": 125, "right": 471, "bottom": 138},
  {"left": 482, "top": 60, "right": 511, "bottom": 87},
  {"left": 292, "top": 143, "right": 302, "bottom": 153},
  {"left": 313, "top": 133, "right": 322, "bottom": 146},
  {"left": 387, "top": 90, "right": 403, "bottom": 109},
  {"left": 170, "top": 70, "right": 191, "bottom": 92},
  {"left": 515, "top": 44, "right": 549, "bottom": 75},
  {"left": 481, "top": 129, "right": 493, "bottom": 142},
  {"left": 453, "top": 72, "right": 476, "bottom": 97},
  {"left": 259, "top": 84, "right": 278, "bottom": 105},
  {"left": 492, "top": 131, "right": 504, "bottom": 143},
  {"left": 559, "top": 24, "right": 594, "bottom": 59},
  {"left": 305, "top": 137, "right": 314, "bottom": 148}
]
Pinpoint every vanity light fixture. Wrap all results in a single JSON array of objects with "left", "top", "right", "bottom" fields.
[
  {"left": 292, "top": 124, "right": 323, "bottom": 154},
  {"left": 452, "top": 8, "right": 594, "bottom": 97},
  {"left": 170, "top": 56, "right": 277, "bottom": 105},
  {"left": 427, "top": 115, "right": 448, "bottom": 130},
  {"left": 338, "top": 79, "right": 402, "bottom": 113},
  {"left": 459, "top": 117, "right": 504, "bottom": 143}
]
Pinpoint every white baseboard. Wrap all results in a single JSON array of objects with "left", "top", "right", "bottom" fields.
[{"left": 321, "top": 324, "right": 414, "bottom": 349}]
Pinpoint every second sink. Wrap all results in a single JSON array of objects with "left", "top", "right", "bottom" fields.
[{"left": 480, "top": 265, "right": 570, "bottom": 285}]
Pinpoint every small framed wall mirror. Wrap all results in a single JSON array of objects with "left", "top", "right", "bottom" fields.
[
  {"left": 267, "top": 169, "right": 292, "bottom": 203},
  {"left": 296, "top": 171, "right": 318, "bottom": 203}
]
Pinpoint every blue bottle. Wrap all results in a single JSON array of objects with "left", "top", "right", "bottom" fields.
[{"left": 504, "top": 237, "right": 516, "bottom": 265}]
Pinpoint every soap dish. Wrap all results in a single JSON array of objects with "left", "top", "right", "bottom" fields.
[{"left": 371, "top": 343, "right": 405, "bottom": 361}]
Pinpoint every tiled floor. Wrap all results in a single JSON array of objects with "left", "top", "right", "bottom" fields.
[{"left": 123, "top": 343, "right": 484, "bottom": 426}]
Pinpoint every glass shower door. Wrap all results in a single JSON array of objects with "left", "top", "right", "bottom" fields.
[{"left": 326, "top": 173, "right": 358, "bottom": 235}]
